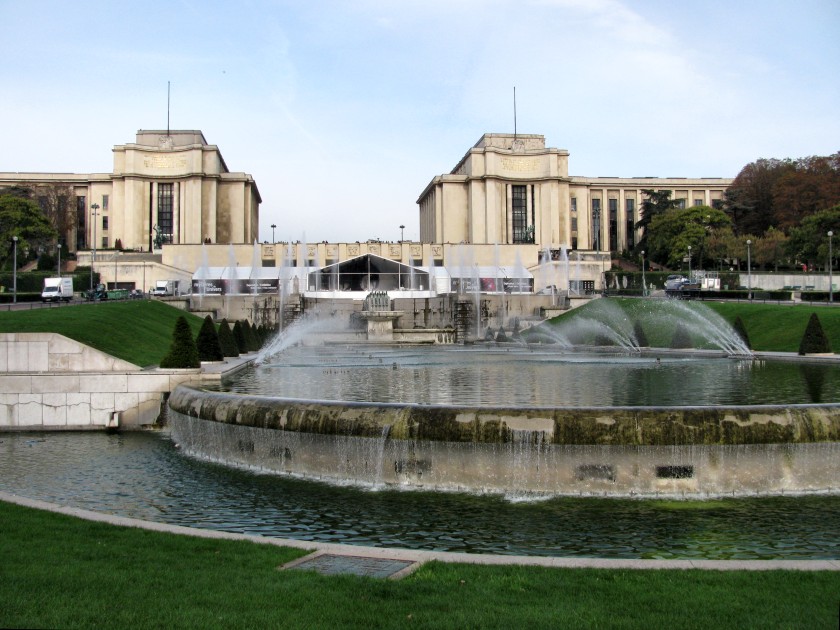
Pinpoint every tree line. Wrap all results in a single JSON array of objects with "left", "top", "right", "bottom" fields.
[{"left": 635, "top": 152, "right": 839, "bottom": 272}]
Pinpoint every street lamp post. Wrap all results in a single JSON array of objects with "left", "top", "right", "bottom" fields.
[
  {"left": 640, "top": 250, "right": 646, "bottom": 296},
  {"left": 12, "top": 236, "right": 18, "bottom": 304},
  {"left": 270, "top": 224, "right": 276, "bottom": 244},
  {"left": 687, "top": 245, "right": 692, "bottom": 278},
  {"left": 90, "top": 203, "right": 99, "bottom": 291},
  {"left": 57, "top": 243, "right": 62, "bottom": 277},
  {"left": 746, "top": 239, "right": 752, "bottom": 301},
  {"left": 829, "top": 230, "right": 834, "bottom": 304},
  {"left": 400, "top": 224, "right": 405, "bottom": 242}
]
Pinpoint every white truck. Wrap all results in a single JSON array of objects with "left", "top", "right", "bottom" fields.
[
  {"left": 41, "top": 277, "right": 74, "bottom": 302},
  {"left": 152, "top": 280, "right": 178, "bottom": 297}
]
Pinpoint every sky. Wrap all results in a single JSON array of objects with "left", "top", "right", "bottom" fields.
[{"left": 1, "top": 0, "right": 838, "bottom": 243}]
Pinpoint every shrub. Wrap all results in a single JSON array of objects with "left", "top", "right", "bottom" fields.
[
  {"left": 217, "top": 319, "right": 239, "bottom": 358},
  {"left": 159, "top": 316, "right": 200, "bottom": 368},
  {"left": 733, "top": 316, "right": 751, "bottom": 350},
  {"left": 196, "top": 315, "right": 223, "bottom": 362},
  {"left": 798, "top": 313, "right": 833, "bottom": 355},
  {"left": 232, "top": 320, "right": 248, "bottom": 354},
  {"left": 633, "top": 321, "right": 649, "bottom": 347},
  {"left": 247, "top": 321, "right": 260, "bottom": 351},
  {"left": 670, "top": 323, "right": 693, "bottom": 349}
]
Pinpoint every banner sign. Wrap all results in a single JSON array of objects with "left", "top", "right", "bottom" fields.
[{"left": 192, "top": 278, "right": 279, "bottom": 295}]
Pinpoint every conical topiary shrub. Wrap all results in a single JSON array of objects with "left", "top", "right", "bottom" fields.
[
  {"left": 798, "top": 312, "right": 833, "bottom": 355},
  {"left": 247, "top": 321, "right": 260, "bottom": 351},
  {"left": 232, "top": 320, "right": 248, "bottom": 354},
  {"left": 733, "top": 315, "right": 751, "bottom": 350},
  {"left": 633, "top": 321, "right": 649, "bottom": 348},
  {"left": 196, "top": 315, "right": 223, "bottom": 362},
  {"left": 160, "top": 316, "right": 200, "bottom": 368},
  {"left": 670, "top": 323, "right": 693, "bottom": 349},
  {"left": 218, "top": 319, "right": 239, "bottom": 358}
]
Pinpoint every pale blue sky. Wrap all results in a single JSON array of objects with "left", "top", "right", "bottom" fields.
[{"left": 2, "top": 0, "right": 838, "bottom": 243}]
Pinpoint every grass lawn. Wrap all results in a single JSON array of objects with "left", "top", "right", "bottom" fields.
[
  {"left": 0, "top": 300, "right": 207, "bottom": 367},
  {"left": 547, "top": 298, "right": 840, "bottom": 353},
  {"left": 1, "top": 501, "right": 837, "bottom": 630}
]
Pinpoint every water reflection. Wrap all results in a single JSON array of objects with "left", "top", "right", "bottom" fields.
[{"left": 1, "top": 431, "right": 838, "bottom": 560}]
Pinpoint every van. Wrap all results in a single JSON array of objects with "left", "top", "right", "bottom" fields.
[{"left": 41, "top": 277, "right": 74, "bottom": 302}]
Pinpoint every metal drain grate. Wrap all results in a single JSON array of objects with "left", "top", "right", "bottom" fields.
[{"left": 282, "top": 553, "right": 417, "bottom": 579}]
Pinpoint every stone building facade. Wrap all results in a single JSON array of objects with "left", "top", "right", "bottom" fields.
[
  {"left": 0, "top": 130, "right": 261, "bottom": 253},
  {"left": 417, "top": 133, "right": 732, "bottom": 253}
]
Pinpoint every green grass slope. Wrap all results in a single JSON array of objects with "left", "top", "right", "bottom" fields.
[
  {"left": 543, "top": 298, "right": 840, "bottom": 353},
  {"left": 0, "top": 300, "right": 206, "bottom": 367},
  {"left": 1, "top": 501, "right": 837, "bottom": 630}
]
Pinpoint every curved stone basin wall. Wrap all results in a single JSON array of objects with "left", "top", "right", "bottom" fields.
[{"left": 168, "top": 385, "right": 840, "bottom": 497}]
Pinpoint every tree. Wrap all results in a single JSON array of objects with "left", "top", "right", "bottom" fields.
[
  {"left": 634, "top": 189, "right": 681, "bottom": 253},
  {"left": 633, "top": 321, "right": 649, "bottom": 347},
  {"left": 772, "top": 153, "right": 840, "bottom": 231},
  {"left": 798, "top": 313, "right": 832, "bottom": 355},
  {"left": 670, "top": 323, "right": 692, "bottom": 349},
  {"left": 733, "top": 316, "right": 751, "bottom": 350},
  {"left": 160, "top": 316, "right": 200, "bottom": 368},
  {"left": 245, "top": 321, "right": 259, "bottom": 352},
  {"left": 644, "top": 205, "right": 731, "bottom": 269},
  {"left": 723, "top": 158, "right": 793, "bottom": 236},
  {"left": 217, "top": 319, "right": 239, "bottom": 358},
  {"left": 785, "top": 206, "right": 840, "bottom": 269},
  {"left": 31, "top": 183, "right": 78, "bottom": 247},
  {"left": 232, "top": 320, "right": 248, "bottom": 354},
  {"left": 196, "top": 315, "right": 223, "bottom": 362},
  {"left": 0, "top": 194, "right": 58, "bottom": 270},
  {"left": 753, "top": 228, "right": 789, "bottom": 272}
]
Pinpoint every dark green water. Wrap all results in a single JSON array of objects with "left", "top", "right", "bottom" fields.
[{"left": 1, "top": 431, "right": 838, "bottom": 559}]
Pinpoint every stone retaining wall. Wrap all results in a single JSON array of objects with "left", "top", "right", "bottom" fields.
[{"left": 0, "top": 333, "right": 203, "bottom": 429}]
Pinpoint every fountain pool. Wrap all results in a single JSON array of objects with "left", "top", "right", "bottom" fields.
[{"left": 169, "top": 343, "right": 840, "bottom": 498}]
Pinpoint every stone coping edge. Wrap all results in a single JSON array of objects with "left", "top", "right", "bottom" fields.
[{"left": 2, "top": 491, "right": 838, "bottom": 572}]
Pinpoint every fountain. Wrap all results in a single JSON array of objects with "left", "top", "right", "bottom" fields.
[{"left": 168, "top": 298, "right": 840, "bottom": 499}]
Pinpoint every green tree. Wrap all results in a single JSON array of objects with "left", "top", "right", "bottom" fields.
[
  {"left": 798, "top": 312, "right": 832, "bottom": 355},
  {"left": 160, "top": 316, "right": 200, "bottom": 368},
  {"left": 633, "top": 321, "right": 649, "bottom": 347},
  {"left": 670, "top": 323, "right": 692, "bottom": 349},
  {"left": 245, "top": 321, "right": 259, "bottom": 352},
  {"left": 217, "top": 319, "right": 239, "bottom": 358},
  {"left": 0, "top": 195, "right": 58, "bottom": 270},
  {"left": 785, "top": 206, "right": 840, "bottom": 269},
  {"left": 753, "top": 227, "right": 790, "bottom": 271},
  {"left": 733, "top": 316, "right": 751, "bottom": 350},
  {"left": 645, "top": 205, "right": 731, "bottom": 269},
  {"left": 232, "top": 320, "right": 248, "bottom": 354},
  {"left": 196, "top": 315, "right": 223, "bottom": 362},
  {"left": 634, "top": 189, "right": 681, "bottom": 254}
]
